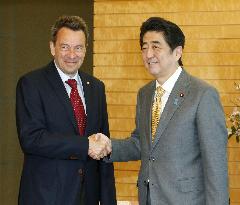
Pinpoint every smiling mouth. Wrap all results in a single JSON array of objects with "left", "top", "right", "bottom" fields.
[
  {"left": 65, "top": 61, "right": 77, "bottom": 64},
  {"left": 148, "top": 62, "right": 158, "bottom": 65}
]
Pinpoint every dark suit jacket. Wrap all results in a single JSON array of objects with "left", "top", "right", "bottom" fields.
[{"left": 16, "top": 61, "right": 116, "bottom": 205}]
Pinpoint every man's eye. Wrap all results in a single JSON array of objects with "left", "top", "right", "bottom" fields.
[
  {"left": 75, "top": 46, "right": 85, "bottom": 52},
  {"left": 153, "top": 45, "right": 160, "bottom": 49},
  {"left": 61, "top": 45, "right": 69, "bottom": 50},
  {"left": 76, "top": 46, "right": 83, "bottom": 51}
]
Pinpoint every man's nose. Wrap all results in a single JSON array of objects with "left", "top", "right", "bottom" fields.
[
  {"left": 68, "top": 48, "right": 77, "bottom": 58},
  {"left": 146, "top": 47, "right": 154, "bottom": 58}
]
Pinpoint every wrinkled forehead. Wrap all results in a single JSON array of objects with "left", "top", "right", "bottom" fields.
[{"left": 55, "top": 28, "right": 86, "bottom": 45}]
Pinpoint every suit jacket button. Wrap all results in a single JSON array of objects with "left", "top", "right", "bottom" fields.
[
  {"left": 78, "top": 168, "right": 84, "bottom": 176},
  {"left": 144, "top": 179, "right": 149, "bottom": 186},
  {"left": 70, "top": 155, "right": 78, "bottom": 160}
]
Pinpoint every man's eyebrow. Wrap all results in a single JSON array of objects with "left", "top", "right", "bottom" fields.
[
  {"left": 142, "top": 41, "right": 161, "bottom": 44},
  {"left": 151, "top": 41, "right": 161, "bottom": 44}
]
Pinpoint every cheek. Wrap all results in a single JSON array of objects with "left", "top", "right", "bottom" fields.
[
  {"left": 61, "top": 53, "right": 73, "bottom": 61},
  {"left": 55, "top": 51, "right": 64, "bottom": 59},
  {"left": 142, "top": 54, "right": 147, "bottom": 63}
]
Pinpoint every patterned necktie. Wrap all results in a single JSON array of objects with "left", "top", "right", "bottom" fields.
[
  {"left": 151, "top": 86, "right": 165, "bottom": 141},
  {"left": 66, "top": 79, "right": 86, "bottom": 136}
]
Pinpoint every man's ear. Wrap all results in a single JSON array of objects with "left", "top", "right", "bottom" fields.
[
  {"left": 174, "top": 46, "right": 183, "bottom": 61},
  {"left": 49, "top": 41, "right": 55, "bottom": 56}
]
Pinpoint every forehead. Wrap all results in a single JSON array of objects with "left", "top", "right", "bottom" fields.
[
  {"left": 56, "top": 27, "right": 86, "bottom": 44},
  {"left": 142, "top": 31, "right": 166, "bottom": 44}
]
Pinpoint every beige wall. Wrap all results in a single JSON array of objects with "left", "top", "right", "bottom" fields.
[{"left": 94, "top": 0, "right": 240, "bottom": 203}]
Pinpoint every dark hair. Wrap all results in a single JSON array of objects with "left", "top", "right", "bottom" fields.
[
  {"left": 140, "top": 17, "right": 185, "bottom": 66},
  {"left": 51, "top": 15, "right": 89, "bottom": 46}
]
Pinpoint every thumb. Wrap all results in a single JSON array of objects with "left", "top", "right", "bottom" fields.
[{"left": 95, "top": 133, "right": 101, "bottom": 141}]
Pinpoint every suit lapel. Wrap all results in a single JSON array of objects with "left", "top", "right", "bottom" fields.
[
  {"left": 152, "top": 70, "right": 191, "bottom": 150},
  {"left": 142, "top": 81, "right": 156, "bottom": 149},
  {"left": 44, "top": 62, "right": 78, "bottom": 133},
  {"left": 78, "top": 71, "right": 92, "bottom": 134}
]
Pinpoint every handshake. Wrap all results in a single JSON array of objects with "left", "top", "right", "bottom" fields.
[{"left": 88, "top": 133, "right": 112, "bottom": 160}]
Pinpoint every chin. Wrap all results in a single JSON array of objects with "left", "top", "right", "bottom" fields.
[{"left": 147, "top": 67, "right": 159, "bottom": 75}]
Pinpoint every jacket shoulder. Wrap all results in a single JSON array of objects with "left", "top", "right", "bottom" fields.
[
  {"left": 189, "top": 74, "right": 217, "bottom": 92},
  {"left": 138, "top": 80, "right": 155, "bottom": 94},
  {"left": 79, "top": 71, "right": 104, "bottom": 86},
  {"left": 18, "top": 62, "right": 53, "bottom": 82}
]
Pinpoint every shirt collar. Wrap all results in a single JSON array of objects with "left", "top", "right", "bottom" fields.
[
  {"left": 156, "top": 66, "right": 182, "bottom": 93},
  {"left": 54, "top": 61, "right": 80, "bottom": 85}
]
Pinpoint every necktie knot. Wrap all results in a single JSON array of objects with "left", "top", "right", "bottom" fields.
[
  {"left": 66, "top": 79, "right": 77, "bottom": 89},
  {"left": 156, "top": 86, "right": 165, "bottom": 97}
]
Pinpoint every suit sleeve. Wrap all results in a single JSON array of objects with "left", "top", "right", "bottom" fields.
[
  {"left": 196, "top": 87, "right": 229, "bottom": 205},
  {"left": 98, "top": 82, "right": 117, "bottom": 205},
  {"left": 16, "top": 76, "right": 89, "bottom": 160}
]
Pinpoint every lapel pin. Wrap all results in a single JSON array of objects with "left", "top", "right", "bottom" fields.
[
  {"left": 87, "top": 81, "right": 90, "bottom": 85},
  {"left": 174, "top": 98, "right": 179, "bottom": 105},
  {"left": 180, "top": 93, "right": 184, "bottom": 97}
]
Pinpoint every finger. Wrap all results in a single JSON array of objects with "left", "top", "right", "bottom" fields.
[
  {"left": 95, "top": 154, "right": 101, "bottom": 160},
  {"left": 101, "top": 149, "right": 108, "bottom": 157},
  {"left": 106, "top": 145, "right": 112, "bottom": 154},
  {"left": 89, "top": 152, "right": 97, "bottom": 159},
  {"left": 90, "top": 152, "right": 100, "bottom": 160}
]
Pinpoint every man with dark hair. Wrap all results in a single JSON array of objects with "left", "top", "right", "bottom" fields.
[
  {"left": 16, "top": 15, "right": 116, "bottom": 205},
  {"left": 139, "top": 17, "right": 185, "bottom": 66},
  {"left": 92, "top": 17, "right": 229, "bottom": 205}
]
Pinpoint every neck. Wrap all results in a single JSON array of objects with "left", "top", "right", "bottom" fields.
[{"left": 156, "top": 65, "right": 179, "bottom": 85}]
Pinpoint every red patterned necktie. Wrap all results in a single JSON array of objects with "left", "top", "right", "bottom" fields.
[{"left": 66, "top": 79, "right": 86, "bottom": 136}]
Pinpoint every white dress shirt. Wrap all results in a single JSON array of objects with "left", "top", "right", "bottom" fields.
[
  {"left": 54, "top": 62, "right": 87, "bottom": 113},
  {"left": 155, "top": 66, "right": 182, "bottom": 113}
]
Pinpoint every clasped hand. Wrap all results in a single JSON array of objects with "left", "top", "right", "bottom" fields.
[{"left": 88, "top": 133, "right": 111, "bottom": 160}]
